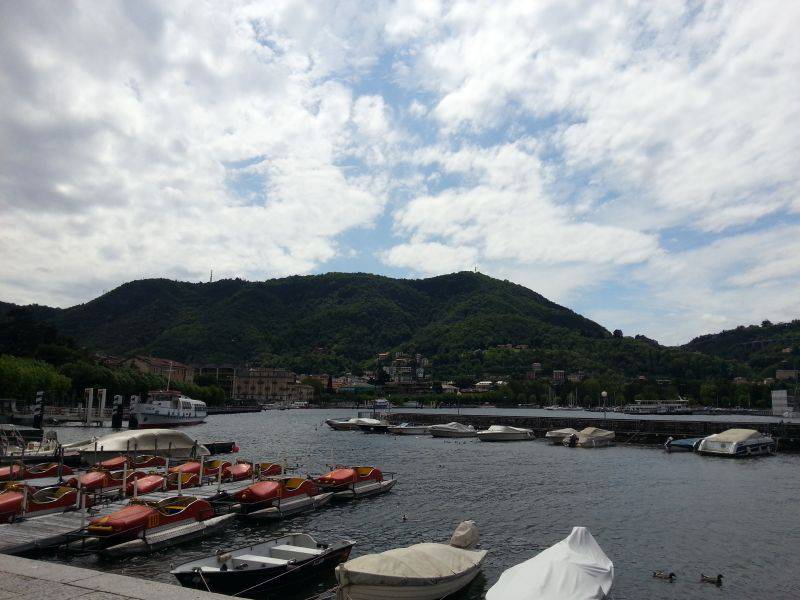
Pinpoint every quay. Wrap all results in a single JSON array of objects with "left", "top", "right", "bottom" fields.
[
  {"left": 0, "top": 479, "right": 249, "bottom": 555},
  {"left": 390, "top": 412, "right": 800, "bottom": 451},
  {"left": 0, "top": 553, "right": 233, "bottom": 599}
]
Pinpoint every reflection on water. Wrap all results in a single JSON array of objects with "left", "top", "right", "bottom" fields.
[{"left": 47, "top": 410, "right": 800, "bottom": 599}]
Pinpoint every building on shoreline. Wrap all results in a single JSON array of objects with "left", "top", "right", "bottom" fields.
[
  {"left": 123, "top": 356, "right": 194, "bottom": 383},
  {"left": 233, "top": 367, "right": 314, "bottom": 404}
]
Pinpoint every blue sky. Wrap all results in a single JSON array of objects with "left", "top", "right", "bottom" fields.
[{"left": 1, "top": 1, "right": 799, "bottom": 345}]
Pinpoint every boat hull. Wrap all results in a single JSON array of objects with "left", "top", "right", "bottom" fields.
[
  {"left": 477, "top": 432, "right": 534, "bottom": 442},
  {"left": 326, "top": 419, "right": 360, "bottom": 431},
  {"left": 387, "top": 426, "right": 429, "bottom": 435},
  {"left": 697, "top": 440, "right": 776, "bottom": 457},
  {"left": 336, "top": 562, "right": 483, "bottom": 600},
  {"left": 429, "top": 429, "right": 477, "bottom": 438},
  {"left": 243, "top": 492, "right": 333, "bottom": 520},
  {"left": 332, "top": 479, "right": 396, "bottom": 501}
]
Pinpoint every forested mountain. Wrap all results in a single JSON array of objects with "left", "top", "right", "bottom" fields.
[{"left": 0, "top": 272, "right": 748, "bottom": 383}]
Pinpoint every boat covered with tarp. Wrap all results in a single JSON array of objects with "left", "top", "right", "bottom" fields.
[
  {"left": 428, "top": 422, "right": 478, "bottom": 438},
  {"left": 545, "top": 428, "right": 579, "bottom": 444},
  {"left": 477, "top": 425, "right": 534, "bottom": 441},
  {"left": 335, "top": 521, "right": 486, "bottom": 600},
  {"left": 564, "top": 427, "right": 615, "bottom": 448},
  {"left": 63, "top": 429, "right": 208, "bottom": 460},
  {"left": 697, "top": 429, "right": 776, "bottom": 457},
  {"left": 485, "top": 526, "right": 613, "bottom": 600}
]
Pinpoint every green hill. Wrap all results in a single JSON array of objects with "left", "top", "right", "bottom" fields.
[{"left": 1, "top": 272, "right": 747, "bottom": 382}]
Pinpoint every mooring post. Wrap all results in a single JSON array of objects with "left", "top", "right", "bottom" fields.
[{"left": 122, "top": 459, "right": 128, "bottom": 499}]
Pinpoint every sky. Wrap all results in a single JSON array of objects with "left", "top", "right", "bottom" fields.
[{"left": 1, "top": 1, "right": 799, "bottom": 345}]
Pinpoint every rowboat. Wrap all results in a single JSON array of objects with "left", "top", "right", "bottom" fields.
[
  {"left": 172, "top": 533, "right": 355, "bottom": 598},
  {"left": 486, "top": 527, "right": 613, "bottom": 600},
  {"left": 234, "top": 477, "right": 332, "bottom": 520},
  {"left": 335, "top": 521, "right": 486, "bottom": 600},
  {"left": 477, "top": 425, "right": 534, "bottom": 441}
]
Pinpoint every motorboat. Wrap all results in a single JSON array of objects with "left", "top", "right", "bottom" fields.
[
  {"left": 485, "top": 526, "right": 613, "bottom": 600},
  {"left": 387, "top": 423, "right": 430, "bottom": 435},
  {"left": 63, "top": 429, "right": 209, "bottom": 461},
  {"left": 326, "top": 418, "right": 361, "bottom": 431},
  {"left": 477, "top": 425, "right": 534, "bottom": 441},
  {"left": 129, "top": 389, "right": 207, "bottom": 428},
  {"left": 429, "top": 422, "right": 478, "bottom": 438},
  {"left": 564, "top": 427, "right": 615, "bottom": 448},
  {"left": 315, "top": 467, "right": 383, "bottom": 491},
  {"left": 545, "top": 428, "right": 579, "bottom": 444},
  {"left": 171, "top": 533, "right": 356, "bottom": 598},
  {"left": 87, "top": 495, "right": 215, "bottom": 542},
  {"left": 355, "top": 418, "right": 390, "bottom": 433},
  {"left": 697, "top": 429, "right": 776, "bottom": 457},
  {"left": 664, "top": 436, "right": 703, "bottom": 452},
  {"left": 0, "top": 483, "right": 79, "bottom": 523},
  {"left": 335, "top": 521, "right": 486, "bottom": 600},
  {"left": 0, "top": 462, "right": 73, "bottom": 481},
  {"left": 234, "top": 476, "right": 333, "bottom": 519}
]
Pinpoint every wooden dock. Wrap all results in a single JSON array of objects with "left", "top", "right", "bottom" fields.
[
  {"left": 390, "top": 412, "right": 800, "bottom": 451},
  {"left": 0, "top": 479, "right": 251, "bottom": 555}
]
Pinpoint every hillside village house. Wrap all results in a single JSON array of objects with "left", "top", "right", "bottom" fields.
[
  {"left": 124, "top": 356, "right": 194, "bottom": 384},
  {"left": 234, "top": 367, "right": 314, "bottom": 404}
]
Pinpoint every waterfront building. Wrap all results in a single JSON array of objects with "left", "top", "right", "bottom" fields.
[
  {"left": 124, "top": 356, "right": 194, "bottom": 383},
  {"left": 233, "top": 367, "right": 314, "bottom": 404},
  {"left": 197, "top": 364, "right": 237, "bottom": 397},
  {"left": 775, "top": 369, "right": 799, "bottom": 381}
]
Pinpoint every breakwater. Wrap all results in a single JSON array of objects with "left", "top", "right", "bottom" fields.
[{"left": 389, "top": 412, "right": 800, "bottom": 451}]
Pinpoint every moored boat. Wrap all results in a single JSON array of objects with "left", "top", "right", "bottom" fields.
[
  {"left": 664, "top": 436, "right": 703, "bottom": 452},
  {"left": 234, "top": 477, "right": 332, "bottom": 520},
  {"left": 0, "top": 483, "right": 79, "bottom": 523},
  {"left": 165, "top": 471, "right": 200, "bottom": 490},
  {"left": 67, "top": 469, "right": 146, "bottom": 492},
  {"left": 224, "top": 460, "right": 253, "bottom": 481},
  {"left": 169, "top": 461, "right": 201, "bottom": 475},
  {"left": 256, "top": 462, "right": 283, "bottom": 477},
  {"left": 63, "top": 429, "right": 209, "bottom": 461},
  {"left": 386, "top": 423, "right": 429, "bottom": 435},
  {"left": 545, "top": 427, "right": 579, "bottom": 444},
  {"left": 696, "top": 429, "right": 776, "bottom": 457},
  {"left": 477, "top": 425, "right": 534, "bottom": 441},
  {"left": 429, "top": 422, "right": 477, "bottom": 438},
  {"left": 564, "top": 427, "right": 615, "bottom": 448},
  {"left": 171, "top": 533, "right": 356, "bottom": 598},
  {"left": 335, "top": 520, "right": 486, "bottom": 600},
  {"left": 326, "top": 418, "right": 361, "bottom": 431},
  {"left": 97, "top": 454, "right": 167, "bottom": 470},
  {"left": 87, "top": 495, "right": 215, "bottom": 543},
  {"left": 127, "top": 474, "right": 165, "bottom": 494},
  {"left": 0, "top": 462, "right": 74, "bottom": 481},
  {"left": 130, "top": 389, "right": 207, "bottom": 428},
  {"left": 355, "top": 418, "right": 390, "bottom": 433},
  {"left": 485, "top": 526, "right": 613, "bottom": 600},
  {"left": 203, "top": 459, "right": 232, "bottom": 478},
  {"left": 315, "top": 467, "right": 383, "bottom": 492}
]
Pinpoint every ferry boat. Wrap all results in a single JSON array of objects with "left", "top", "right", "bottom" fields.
[
  {"left": 623, "top": 398, "right": 692, "bottom": 415},
  {"left": 130, "top": 390, "right": 206, "bottom": 428}
]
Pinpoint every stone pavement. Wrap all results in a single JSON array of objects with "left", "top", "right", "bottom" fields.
[{"left": 0, "top": 554, "right": 234, "bottom": 600}]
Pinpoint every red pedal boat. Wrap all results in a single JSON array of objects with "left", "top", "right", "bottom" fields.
[
  {"left": 257, "top": 462, "right": 283, "bottom": 477},
  {"left": 315, "top": 466, "right": 382, "bottom": 491},
  {"left": 168, "top": 461, "right": 201, "bottom": 475},
  {"left": 125, "top": 474, "right": 165, "bottom": 495},
  {"left": 68, "top": 469, "right": 146, "bottom": 492},
  {"left": 0, "top": 462, "right": 74, "bottom": 481},
  {"left": 97, "top": 455, "right": 167, "bottom": 470},
  {"left": 233, "top": 477, "right": 319, "bottom": 513},
  {"left": 203, "top": 459, "right": 232, "bottom": 477},
  {"left": 0, "top": 483, "right": 79, "bottom": 523},
  {"left": 223, "top": 461, "right": 253, "bottom": 482},
  {"left": 166, "top": 471, "right": 199, "bottom": 490},
  {"left": 87, "top": 495, "right": 214, "bottom": 542}
]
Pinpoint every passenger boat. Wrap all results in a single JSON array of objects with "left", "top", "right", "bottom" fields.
[
  {"left": 623, "top": 398, "right": 692, "bottom": 415},
  {"left": 477, "top": 425, "right": 534, "bottom": 441},
  {"left": 63, "top": 429, "right": 209, "bottom": 461},
  {"left": 171, "top": 533, "right": 356, "bottom": 598},
  {"left": 664, "top": 436, "right": 703, "bottom": 452},
  {"left": 326, "top": 418, "right": 361, "bottom": 431},
  {"left": 429, "top": 422, "right": 478, "bottom": 438},
  {"left": 386, "top": 423, "right": 429, "bottom": 435},
  {"left": 355, "top": 418, "right": 390, "bottom": 433},
  {"left": 234, "top": 477, "right": 332, "bottom": 519},
  {"left": 335, "top": 521, "right": 486, "bottom": 600},
  {"left": 87, "top": 495, "right": 215, "bottom": 542},
  {"left": 545, "top": 427, "right": 579, "bottom": 444},
  {"left": 0, "top": 462, "right": 73, "bottom": 481},
  {"left": 696, "top": 429, "right": 776, "bottom": 457},
  {"left": 130, "top": 389, "right": 207, "bottom": 428},
  {"left": 0, "top": 483, "right": 79, "bottom": 523},
  {"left": 564, "top": 427, "right": 615, "bottom": 448},
  {"left": 485, "top": 526, "right": 613, "bottom": 600}
]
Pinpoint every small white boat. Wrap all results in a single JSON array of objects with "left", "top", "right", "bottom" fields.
[
  {"left": 697, "top": 428, "right": 776, "bottom": 457},
  {"left": 545, "top": 427, "right": 579, "bottom": 444},
  {"left": 564, "top": 427, "right": 615, "bottom": 448},
  {"left": 486, "top": 527, "right": 613, "bottom": 600},
  {"left": 63, "top": 429, "right": 209, "bottom": 460},
  {"left": 335, "top": 521, "right": 486, "bottom": 600},
  {"left": 386, "top": 423, "right": 429, "bottom": 435},
  {"left": 333, "top": 478, "right": 397, "bottom": 501},
  {"left": 326, "top": 418, "right": 361, "bottom": 431},
  {"left": 477, "top": 425, "right": 534, "bottom": 441},
  {"left": 355, "top": 418, "right": 390, "bottom": 433},
  {"left": 429, "top": 422, "right": 477, "bottom": 438}
]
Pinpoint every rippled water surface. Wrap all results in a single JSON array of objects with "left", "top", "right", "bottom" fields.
[{"left": 47, "top": 410, "right": 800, "bottom": 599}]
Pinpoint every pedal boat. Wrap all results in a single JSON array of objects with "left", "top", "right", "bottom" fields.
[
  {"left": 315, "top": 467, "right": 383, "bottom": 491},
  {"left": 0, "top": 483, "right": 79, "bottom": 523},
  {"left": 87, "top": 495, "right": 215, "bottom": 542},
  {"left": 68, "top": 469, "right": 146, "bottom": 492},
  {"left": 203, "top": 459, "right": 232, "bottom": 478},
  {"left": 256, "top": 462, "right": 283, "bottom": 477},
  {"left": 165, "top": 471, "right": 200, "bottom": 490},
  {"left": 224, "top": 461, "right": 253, "bottom": 482},
  {"left": 234, "top": 477, "right": 332, "bottom": 519},
  {"left": 172, "top": 533, "right": 356, "bottom": 598},
  {"left": 168, "top": 461, "right": 201, "bottom": 475},
  {"left": 96, "top": 454, "right": 166, "bottom": 470},
  {"left": 0, "top": 462, "right": 74, "bottom": 481},
  {"left": 126, "top": 474, "right": 166, "bottom": 495}
]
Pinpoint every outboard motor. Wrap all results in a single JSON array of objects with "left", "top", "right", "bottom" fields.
[{"left": 568, "top": 433, "right": 578, "bottom": 448}]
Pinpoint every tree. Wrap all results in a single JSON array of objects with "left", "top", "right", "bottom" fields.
[{"left": 613, "top": 329, "right": 623, "bottom": 338}]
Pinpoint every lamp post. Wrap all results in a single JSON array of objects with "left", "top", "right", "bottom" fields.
[{"left": 602, "top": 391, "right": 608, "bottom": 420}]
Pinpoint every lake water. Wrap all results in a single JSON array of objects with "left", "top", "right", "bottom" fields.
[{"left": 47, "top": 410, "right": 800, "bottom": 599}]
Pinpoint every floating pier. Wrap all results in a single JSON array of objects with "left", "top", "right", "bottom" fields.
[{"left": 390, "top": 413, "right": 800, "bottom": 451}]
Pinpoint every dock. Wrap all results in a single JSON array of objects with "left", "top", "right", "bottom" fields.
[
  {"left": 0, "top": 479, "right": 250, "bottom": 555},
  {"left": 390, "top": 412, "right": 800, "bottom": 451},
  {"left": 0, "top": 553, "right": 234, "bottom": 599}
]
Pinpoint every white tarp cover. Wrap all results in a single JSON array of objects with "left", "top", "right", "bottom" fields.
[
  {"left": 486, "top": 527, "right": 613, "bottom": 600},
  {"left": 484, "top": 425, "right": 532, "bottom": 433},
  {"left": 430, "top": 422, "right": 474, "bottom": 432},
  {"left": 63, "top": 429, "right": 209, "bottom": 455},
  {"left": 336, "top": 543, "right": 487, "bottom": 587},
  {"left": 545, "top": 428, "right": 579, "bottom": 438},
  {"left": 704, "top": 428, "right": 761, "bottom": 443},
  {"left": 577, "top": 427, "right": 615, "bottom": 443}
]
